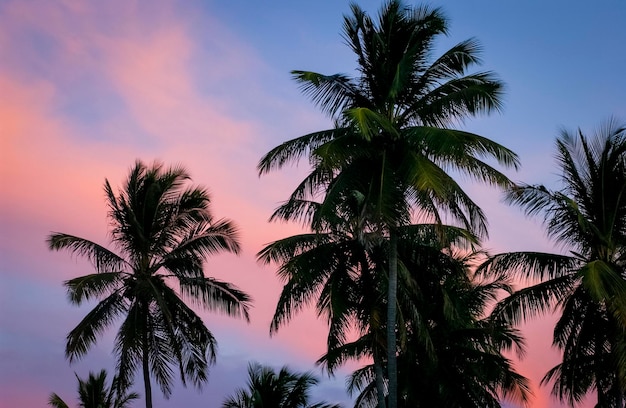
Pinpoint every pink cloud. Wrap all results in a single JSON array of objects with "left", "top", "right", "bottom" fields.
[{"left": 1, "top": 5, "right": 331, "bottom": 403}]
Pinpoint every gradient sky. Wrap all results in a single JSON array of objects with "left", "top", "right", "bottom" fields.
[{"left": 1, "top": 1, "right": 625, "bottom": 407}]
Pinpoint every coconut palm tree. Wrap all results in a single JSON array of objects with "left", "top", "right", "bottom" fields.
[
  {"left": 258, "top": 190, "right": 391, "bottom": 405},
  {"left": 259, "top": 186, "right": 525, "bottom": 408},
  {"left": 48, "top": 369, "right": 138, "bottom": 408},
  {"left": 479, "top": 119, "right": 626, "bottom": 407},
  {"left": 222, "top": 362, "right": 342, "bottom": 408},
  {"left": 324, "top": 232, "right": 530, "bottom": 408},
  {"left": 395, "top": 249, "right": 529, "bottom": 408},
  {"left": 258, "top": 2, "right": 518, "bottom": 406},
  {"left": 47, "top": 160, "right": 252, "bottom": 408}
]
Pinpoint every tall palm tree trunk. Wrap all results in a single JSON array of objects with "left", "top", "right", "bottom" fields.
[
  {"left": 387, "top": 229, "right": 398, "bottom": 408},
  {"left": 142, "top": 319, "right": 152, "bottom": 408},
  {"left": 373, "top": 346, "right": 387, "bottom": 408}
]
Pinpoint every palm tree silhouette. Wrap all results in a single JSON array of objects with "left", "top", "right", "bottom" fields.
[
  {"left": 223, "top": 362, "right": 342, "bottom": 408},
  {"left": 48, "top": 369, "right": 138, "bottom": 408},
  {"left": 480, "top": 119, "right": 626, "bottom": 407},
  {"left": 48, "top": 160, "right": 252, "bottom": 408},
  {"left": 258, "top": 2, "right": 517, "bottom": 406}
]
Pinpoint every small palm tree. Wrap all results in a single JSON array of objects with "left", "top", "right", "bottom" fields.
[
  {"left": 48, "top": 160, "right": 252, "bottom": 408},
  {"left": 479, "top": 119, "right": 626, "bottom": 407},
  {"left": 48, "top": 369, "right": 138, "bottom": 408},
  {"left": 222, "top": 362, "right": 342, "bottom": 408}
]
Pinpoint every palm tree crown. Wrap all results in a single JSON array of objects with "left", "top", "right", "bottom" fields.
[
  {"left": 48, "top": 369, "right": 139, "bottom": 408},
  {"left": 47, "top": 160, "right": 252, "bottom": 408},
  {"left": 222, "top": 362, "right": 342, "bottom": 408},
  {"left": 259, "top": 1, "right": 517, "bottom": 235},
  {"left": 480, "top": 118, "right": 626, "bottom": 407}
]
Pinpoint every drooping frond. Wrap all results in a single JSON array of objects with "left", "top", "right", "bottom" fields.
[
  {"left": 492, "top": 276, "right": 576, "bottom": 326},
  {"left": 258, "top": 128, "right": 349, "bottom": 176},
  {"left": 161, "top": 218, "right": 241, "bottom": 278},
  {"left": 178, "top": 276, "right": 252, "bottom": 322},
  {"left": 113, "top": 302, "right": 143, "bottom": 394},
  {"left": 414, "top": 72, "right": 504, "bottom": 127},
  {"left": 317, "top": 334, "right": 373, "bottom": 375},
  {"left": 150, "top": 281, "right": 217, "bottom": 389},
  {"left": 66, "top": 291, "right": 127, "bottom": 362},
  {"left": 291, "top": 71, "right": 361, "bottom": 119},
  {"left": 47, "top": 393, "right": 70, "bottom": 408},
  {"left": 477, "top": 251, "right": 579, "bottom": 282},
  {"left": 64, "top": 272, "right": 124, "bottom": 304},
  {"left": 48, "top": 233, "right": 127, "bottom": 273},
  {"left": 406, "top": 126, "right": 520, "bottom": 172}
]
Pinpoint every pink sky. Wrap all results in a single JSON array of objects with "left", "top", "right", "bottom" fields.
[{"left": 1, "top": 1, "right": 624, "bottom": 407}]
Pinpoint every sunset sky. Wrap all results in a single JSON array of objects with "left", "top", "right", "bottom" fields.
[{"left": 1, "top": 1, "right": 625, "bottom": 407}]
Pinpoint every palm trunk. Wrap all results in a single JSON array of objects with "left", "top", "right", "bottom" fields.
[
  {"left": 363, "top": 252, "right": 387, "bottom": 408},
  {"left": 373, "top": 346, "right": 387, "bottom": 408},
  {"left": 387, "top": 229, "right": 398, "bottom": 408},
  {"left": 142, "top": 320, "right": 152, "bottom": 408}
]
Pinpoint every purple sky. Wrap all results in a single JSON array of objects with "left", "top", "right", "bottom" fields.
[{"left": 1, "top": 1, "right": 625, "bottom": 407}]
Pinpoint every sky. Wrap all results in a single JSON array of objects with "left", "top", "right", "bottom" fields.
[{"left": 1, "top": 0, "right": 625, "bottom": 407}]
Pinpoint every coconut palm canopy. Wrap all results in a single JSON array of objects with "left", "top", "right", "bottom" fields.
[
  {"left": 223, "top": 362, "right": 342, "bottom": 408},
  {"left": 48, "top": 369, "right": 139, "bottom": 408}
]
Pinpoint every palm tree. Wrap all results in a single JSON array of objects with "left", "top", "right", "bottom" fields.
[
  {"left": 258, "top": 191, "right": 390, "bottom": 406},
  {"left": 258, "top": 2, "right": 518, "bottom": 406},
  {"left": 321, "top": 231, "right": 530, "bottom": 408},
  {"left": 47, "top": 160, "right": 252, "bottom": 408},
  {"left": 222, "top": 362, "right": 342, "bottom": 408},
  {"left": 258, "top": 187, "right": 527, "bottom": 407},
  {"left": 48, "top": 369, "right": 138, "bottom": 408},
  {"left": 394, "top": 248, "right": 530, "bottom": 408},
  {"left": 479, "top": 119, "right": 626, "bottom": 407}
]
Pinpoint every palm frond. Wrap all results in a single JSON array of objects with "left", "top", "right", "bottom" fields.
[
  {"left": 291, "top": 71, "right": 360, "bottom": 118},
  {"left": 257, "top": 233, "right": 327, "bottom": 265},
  {"left": 258, "top": 128, "right": 347, "bottom": 175},
  {"left": 47, "top": 233, "right": 127, "bottom": 273},
  {"left": 414, "top": 72, "right": 504, "bottom": 126},
  {"left": 179, "top": 276, "right": 251, "bottom": 322},
  {"left": 66, "top": 291, "right": 127, "bottom": 362},
  {"left": 317, "top": 335, "right": 372, "bottom": 374},
  {"left": 113, "top": 303, "right": 143, "bottom": 395},
  {"left": 64, "top": 272, "right": 124, "bottom": 304},
  {"left": 478, "top": 251, "right": 579, "bottom": 282},
  {"left": 492, "top": 275, "right": 576, "bottom": 326},
  {"left": 47, "top": 393, "right": 70, "bottom": 408}
]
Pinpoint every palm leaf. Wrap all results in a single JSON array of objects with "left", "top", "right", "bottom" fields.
[
  {"left": 64, "top": 272, "right": 124, "bottom": 304},
  {"left": 47, "top": 393, "right": 70, "bottom": 408},
  {"left": 179, "top": 276, "right": 251, "bottom": 322},
  {"left": 291, "top": 71, "right": 360, "bottom": 118},
  {"left": 48, "top": 233, "right": 127, "bottom": 273},
  {"left": 66, "top": 291, "right": 127, "bottom": 362},
  {"left": 258, "top": 128, "right": 347, "bottom": 175}
]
